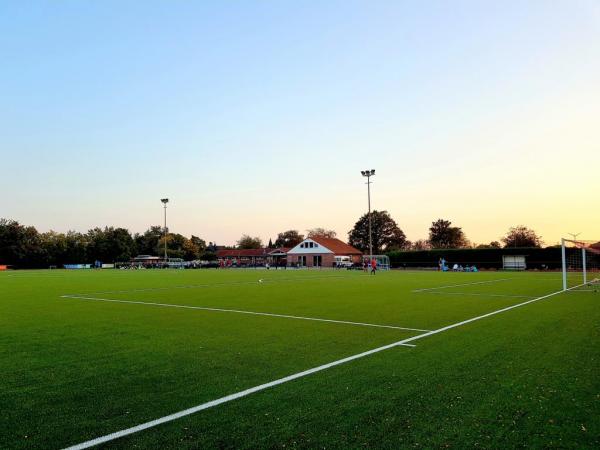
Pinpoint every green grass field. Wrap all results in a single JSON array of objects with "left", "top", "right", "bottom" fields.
[{"left": 1, "top": 269, "right": 598, "bottom": 449}]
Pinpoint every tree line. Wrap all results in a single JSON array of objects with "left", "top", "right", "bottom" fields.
[
  {"left": 234, "top": 214, "right": 544, "bottom": 256},
  {"left": 0, "top": 215, "right": 544, "bottom": 268},
  {"left": 0, "top": 219, "right": 218, "bottom": 268},
  {"left": 236, "top": 228, "right": 337, "bottom": 250},
  {"left": 346, "top": 212, "right": 544, "bottom": 254}
]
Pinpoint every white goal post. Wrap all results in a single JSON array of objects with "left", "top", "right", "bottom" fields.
[
  {"left": 561, "top": 238, "right": 600, "bottom": 291},
  {"left": 362, "top": 255, "right": 390, "bottom": 270}
]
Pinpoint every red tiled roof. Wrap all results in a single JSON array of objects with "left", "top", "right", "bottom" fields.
[
  {"left": 268, "top": 247, "right": 290, "bottom": 255},
  {"left": 216, "top": 248, "right": 268, "bottom": 258},
  {"left": 309, "top": 237, "right": 362, "bottom": 255},
  {"left": 217, "top": 247, "right": 291, "bottom": 258}
]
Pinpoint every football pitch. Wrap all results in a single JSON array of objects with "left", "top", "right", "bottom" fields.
[{"left": 1, "top": 269, "right": 598, "bottom": 449}]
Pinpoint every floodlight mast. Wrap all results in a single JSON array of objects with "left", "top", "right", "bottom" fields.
[
  {"left": 361, "top": 169, "right": 375, "bottom": 264},
  {"left": 161, "top": 198, "right": 169, "bottom": 262}
]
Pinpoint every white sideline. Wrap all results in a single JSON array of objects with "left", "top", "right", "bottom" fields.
[
  {"left": 418, "top": 291, "right": 535, "bottom": 299},
  {"left": 60, "top": 295, "right": 431, "bottom": 333},
  {"left": 412, "top": 278, "right": 511, "bottom": 292},
  {"left": 62, "top": 282, "right": 586, "bottom": 450}
]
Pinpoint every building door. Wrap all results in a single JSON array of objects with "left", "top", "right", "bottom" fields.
[
  {"left": 298, "top": 256, "right": 306, "bottom": 267},
  {"left": 313, "top": 255, "right": 322, "bottom": 267}
]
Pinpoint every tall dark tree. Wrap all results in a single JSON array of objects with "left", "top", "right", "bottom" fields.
[
  {"left": 86, "top": 227, "right": 135, "bottom": 262},
  {"left": 39, "top": 231, "right": 86, "bottom": 266},
  {"left": 0, "top": 219, "right": 45, "bottom": 268},
  {"left": 190, "top": 235, "right": 206, "bottom": 252},
  {"left": 502, "top": 226, "right": 542, "bottom": 248},
  {"left": 348, "top": 210, "right": 408, "bottom": 253},
  {"left": 411, "top": 239, "right": 431, "bottom": 250},
  {"left": 267, "top": 238, "right": 274, "bottom": 248},
  {"left": 180, "top": 236, "right": 205, "bottom": 260},
  {"left": 428, "top": 219, "right": 468, "bottom": 249},
  {"left": 0, "top": 218, "right": 212, "bottom": 267},
  {"left": 306, "top": 228, "right": 337, "bottom": 239},
  {"left": 274, "top": 230, "right": 304, "bottom": 248},
  {"left": 237, "top": 235, "right": 263, "bottom": 249},
  {"left": 134, "top": 226, "right": 164, "bottom": 255},
  {"left": 475, "top": 241, "right": 502, "bottom": 249}
]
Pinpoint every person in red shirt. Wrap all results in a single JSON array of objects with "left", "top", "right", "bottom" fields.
[{"left": 371, "top": 258, "right": 377, "bottom": 275}]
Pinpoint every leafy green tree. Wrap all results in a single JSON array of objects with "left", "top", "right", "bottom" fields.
[
  {"left": 64, "top": 231, "right": 88, "bottom": 263},
  {"left": 156, "top": 233, "right": 187, "bottom": 259},
  {"left": 200, "top": 250, "right": 217, "bottom": 261},
  {"left": 428, "top": 219, "right": 468, "bottom": 249},
  {"left": 306, "top": 228, "right": 337, "bottom": 239},
  {"left": 134, "top": 226, "right": 164, "bottom": 255},
  {"left": 411, "top": 239, "right": 431, "bottom": 250},
  {"left": 0, "top": 219, "right": 45, "bottom": 268},
  {"left": 348, "top": 210, "right": 409, "bottom": 253},
  {"left": 182, "top": 237, "right": 200, "bottom": 260},
  {"left": 502, "top": 226, "right": 542, "bottom": 248},
  {"left": 237, "top": 235, "right": 263, "bottom": 249},
  {"left": 274, "top": 230, "right": 304, "bottom": 248},
  {"left": 475, "top": 241, "right": 502, "bottom": 249},
  {"left": 190, "top": 236, "right": 206, "bottom": 252},
  {"left": 86, "top": 227, "right": 135, "bottom": 262}
]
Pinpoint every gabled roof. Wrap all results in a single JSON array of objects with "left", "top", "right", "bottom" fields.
[
  {"left": 216, "top": 248, "right": 268, "bottom": 258},
  {"left": 310, "top": 236, "right": 362, "bottom": 255},
  {"left": 268, "top": 247, "right": 290, "bottom": 255},
  {"left": 287, "top": 237, "right": 362, "bottom": 255}
]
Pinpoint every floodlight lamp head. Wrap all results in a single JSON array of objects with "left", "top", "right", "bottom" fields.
[
  {"left": 371, "top": 169, "right": 375, "bottom": 175},
  {"left": 161, "top": 198, "right": 169, "bottom": 205}
]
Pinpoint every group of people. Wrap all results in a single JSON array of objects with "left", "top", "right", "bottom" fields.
[
  {"left": 451, "top": 264, "right": 478, "bottom": 272},
  {"left": 438, "top": 258, "right": 478, "bottom": 272}
]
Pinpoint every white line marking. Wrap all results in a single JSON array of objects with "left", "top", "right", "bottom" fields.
[
  {"left": 417, "top": 291, "right": 535, "bottom": 299},
  {"left": 412, "top": 278, "right": 511, "bottom": 293},
  {"left": 60, "top": 295, "right": 431, "bottom": 333},
  {"left": 62, "top": 282, "right": 586, "bottom": 450}
]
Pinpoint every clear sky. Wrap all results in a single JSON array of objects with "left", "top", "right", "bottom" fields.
[{"left": 1, "top": 1, "right": 599, "bottom": 246}]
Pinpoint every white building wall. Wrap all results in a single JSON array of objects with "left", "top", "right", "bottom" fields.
[{"left": 287, "top": 238, "right": 333, "bottom": 255}]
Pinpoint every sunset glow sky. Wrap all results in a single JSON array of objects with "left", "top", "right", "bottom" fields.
[{"left": 2, "top": 1, "right": 599, "bottom": 246}]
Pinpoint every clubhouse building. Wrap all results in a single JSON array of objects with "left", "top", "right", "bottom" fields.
[
  {"left": 286, "top": 237, "right": 362, "bottom": 268},
  {"left": 216, "top": 237, "right": 362, "bottom": 268}
]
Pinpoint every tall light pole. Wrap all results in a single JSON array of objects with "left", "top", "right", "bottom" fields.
[
  {"left": 568, "top": 232, "right": 581, "bottom": 242},
  {"left": 361, "top": 170, "right": 375, "bottom": 264},
  {"left": 161, "top": 198, "right": 169, "bottom": 261}
]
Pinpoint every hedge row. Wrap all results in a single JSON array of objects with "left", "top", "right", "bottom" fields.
[{"left": 386, "top": 247, "right": 596, "bottom": 269}]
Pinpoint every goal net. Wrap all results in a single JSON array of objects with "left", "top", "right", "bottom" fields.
[
  {"left": 561, "top": 239, "right": 600, "bottom": 290},
  {"left": 363, "top": 255, "right": 390, "bottom": 271}
]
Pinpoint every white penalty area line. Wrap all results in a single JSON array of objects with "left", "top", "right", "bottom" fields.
[
  {"left": 62, "top": 282, "right": 588, "bottom": 450},
  {"left": 59, "top": 295, "right": 430, "bottom": 333},
  {"left": 411, "top": 278, "right": 512, "bottom": 293}
]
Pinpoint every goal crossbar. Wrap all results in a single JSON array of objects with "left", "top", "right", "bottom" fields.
[{"left": 561, "top": 238, "right": 600, "bottom": 291}]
